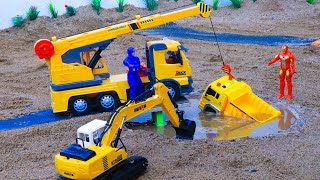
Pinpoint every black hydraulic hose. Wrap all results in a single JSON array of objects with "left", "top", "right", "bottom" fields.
[
  {"left": 113, "top": 128, "right": 123, "bottom": 148},
  {"left": 97, "top": 105, "right": 126, "bottom": 146},
  {"left": 168, "top": 92, "right": 178, "bottom": 108},
  {"left": 131, "top": 88, "right": 153, "bottom": 102}
]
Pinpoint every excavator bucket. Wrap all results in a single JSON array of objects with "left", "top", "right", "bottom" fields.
[{"left": 174, "top": 119, "right": 196, "bottom": 140}]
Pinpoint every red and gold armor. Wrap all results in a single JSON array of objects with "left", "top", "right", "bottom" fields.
[{"left": 268, "top": 45, "right": 295, "bottom": 100}]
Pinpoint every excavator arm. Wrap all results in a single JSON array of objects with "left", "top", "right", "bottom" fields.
[{"left": 100, "top": 82, "right": 196, "bottom": 147}]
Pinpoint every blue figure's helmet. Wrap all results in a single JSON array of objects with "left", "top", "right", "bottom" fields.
[{"left": 127, "top": 47, "right": 135, "bottom": 56}]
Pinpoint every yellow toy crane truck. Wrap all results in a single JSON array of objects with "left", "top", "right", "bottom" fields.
[
  {"left": 55, "top": 82, "right": 196, "bottom": 179},
  {"left": 34, "top": 3, "right": 212, "bottom": 115}
]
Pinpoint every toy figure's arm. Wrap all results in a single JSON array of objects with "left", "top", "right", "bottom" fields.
[
  {"left": 123, "top": 58, "right": 134, "bottom": 68},
  {"left": 140, "top": 62, "right": 148, "bottom": 75},
  {"left": 135, "top": 57, "right": 141, "bottom": 69},
  {"left": 268, "top": 54, "right": 280, "bottom": 66},
  {"left": 123, "top": 58, "right": 129, "bottom": 67},
  {"left": 290, "top": 54, "right": 295, "bottom": 74}
]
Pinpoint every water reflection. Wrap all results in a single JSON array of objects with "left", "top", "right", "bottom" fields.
[{"left": 126, "top": 97, "right": 302, "bottom": 140}]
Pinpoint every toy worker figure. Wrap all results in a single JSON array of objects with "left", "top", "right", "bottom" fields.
[
  {"left": 268, "top": 44, "right": 295, "bottom": 100},
  {"left": 165, "top": 51, "right": 179, "bottom": 64},
  {"left": 123, "top": 47, "right": 145, "bottom": 100}
]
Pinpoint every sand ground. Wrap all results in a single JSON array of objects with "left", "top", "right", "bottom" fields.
[{"left": 0, "top": 0, "right": 319, "bottom": 179}]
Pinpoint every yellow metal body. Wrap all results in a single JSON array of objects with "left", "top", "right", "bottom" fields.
[
  {"left": 38, "top": 3, "right": 212, "bottom": 113},
  {"left": 55, "top": 83, "right": 185, "bottom": 179},
  {"left": 55, "top": 145, "right": 127, "bottom": 180},
  {"left": 199, "top": 76, "right": 281, "bottom": 122}
]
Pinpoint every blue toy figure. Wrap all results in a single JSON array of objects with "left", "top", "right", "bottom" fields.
[{"left": 123, "top": 47, "right": 145, "bottom": 100}]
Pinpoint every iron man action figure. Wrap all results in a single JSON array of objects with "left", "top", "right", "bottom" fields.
[{"left": 268, "top": 45, "right": 295, "bottom": 100}]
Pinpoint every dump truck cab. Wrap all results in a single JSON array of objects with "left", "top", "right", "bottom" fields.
[{"left": 198, "top": 79, "right": 228, "bottom": 114}]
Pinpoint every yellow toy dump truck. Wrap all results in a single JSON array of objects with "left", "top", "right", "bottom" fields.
[
  {"left": 199, "top": 76, "right": 281, "bottom": 122},
  {"left": 34, "top": 3, "right": 212, "bottom": 115}
]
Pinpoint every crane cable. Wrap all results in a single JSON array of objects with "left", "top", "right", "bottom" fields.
[{"left": 209, "top": 16, "right": 225, "bottom": 65}]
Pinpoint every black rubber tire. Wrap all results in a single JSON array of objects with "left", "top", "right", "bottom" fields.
[
  {"left": 164, "top": 82, "right": 180, "bottom": 100},
  {"left": 97, "top": 92, "right": 119, "bottom": 112},
  {"left": 57, "top": 175, "right": 71, "bottom": 180},
  {"left": 68, "top": 96, "right": 91, "bottom": 115},
  {"left": 204, "top": 106, "right": 217, "bottom": 113}
]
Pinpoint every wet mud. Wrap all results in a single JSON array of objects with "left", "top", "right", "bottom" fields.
[{"left": 126, "top": 96, "right": 303, "bottom": 140}]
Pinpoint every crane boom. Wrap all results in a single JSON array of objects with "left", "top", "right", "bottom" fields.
[{"left": 45, "top": 3, "right": 212, "bottom": 58}]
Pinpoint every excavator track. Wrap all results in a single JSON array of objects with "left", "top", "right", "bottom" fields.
[
  {"left": 57, "top": 156, "right": 148, "bottom": 180},
  {"left": 95, "top": 156, "right": 148, "bottom": 180}
]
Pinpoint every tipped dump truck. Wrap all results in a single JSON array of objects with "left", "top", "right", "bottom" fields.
[{"left": 199, "top": 76, "right": 281, "bottom": 122}]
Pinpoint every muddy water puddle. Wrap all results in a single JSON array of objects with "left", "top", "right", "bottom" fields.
[{"left": 126, "top": 96, "right": 303, "bottom": 140}]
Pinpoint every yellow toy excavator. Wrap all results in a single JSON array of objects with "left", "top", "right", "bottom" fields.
[{"left": 55, "top": 82, "right": 196, "bottom": 179}]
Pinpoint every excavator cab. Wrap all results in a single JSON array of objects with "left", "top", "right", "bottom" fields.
[{"left": 76, "top": 119, "right": 106, "bottom": 148}]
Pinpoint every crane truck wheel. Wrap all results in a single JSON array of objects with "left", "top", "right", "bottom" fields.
[
  {"left": 97, "top": 92, "right": 119, "bottom": 112},
  {"left": 164, "top": 82, "right": 180, "bottom": 100},
  {"left": 68, "top": 96, "right": 91, "bottom": 115}
]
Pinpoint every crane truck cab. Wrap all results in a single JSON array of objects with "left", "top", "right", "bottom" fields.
[
  {"left": 34, "top": 1, "right": 213, "bottom": 115},
  {"left": 146, "top": 39, "right": 193, "bottom": 97}
]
